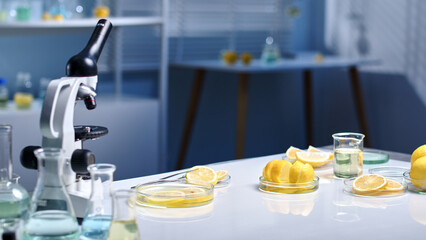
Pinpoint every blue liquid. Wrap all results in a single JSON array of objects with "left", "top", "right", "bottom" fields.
[{"left": 81, "top": 215, "right": 112, "bottom": 240}]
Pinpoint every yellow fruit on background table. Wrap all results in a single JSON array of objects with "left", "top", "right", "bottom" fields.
[
  {"left": 216, "top": 170, "right": 229, "bottom": 181},
  {"left": 94, "top": 6, "right": 110, "bottom": 18},
  {"left": 221, "top": 51, "right": 238, "bottom": 65},
  {"left": 411, "top": 144, "right": 426, "bottom": 165},
  {"left": 52, "top": 14, "right": 64, "bottom": 21},
  {"left": 42, "top": 12, "right": 51, "bottom": 21},
  {"left": 410, "top": 156, "right": 426, "bottom": 189},
  {"left": 14, "top": 93, "right": 33, "bottom": 109},
  {"left": 240, "top": 52, "right": 253, "bottom": 65},
  {"left": 295, "top": 151, "right": 332, "bottom": 168},
  {"left": 186, "top": 166, "right": 218, "bottom": 185}
]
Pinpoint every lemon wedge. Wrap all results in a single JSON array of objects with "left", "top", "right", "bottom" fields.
[
  {"left": 269, "top": 160, "right": 292, "bottom": 183},
  {"left": 295, "top": 151, "right": 332, "bottom": 168},
  {"left": 216, "top": 170, "right": 229, "bottom": 181},
  {"left": 186, "top": 166, "right": 218, "bottom": 185},
  {"left": 286, "top": 146, "right": 302, "bottom": 161}
]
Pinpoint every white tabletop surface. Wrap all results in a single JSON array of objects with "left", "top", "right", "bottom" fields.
[{"left": 114, "top": 153, "right": 426, "bottom": 240}]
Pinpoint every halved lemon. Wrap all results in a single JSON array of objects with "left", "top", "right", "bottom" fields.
[
  {"left": 186, "top": 166, "right": 218, "bottom": 185},
  {"left": 216, "top": 170, "right": 229, "bottom": 181},
  {"left": 352, "top": 174, "right": 387, "bottom": 194},
  {"left": 286, "top": 146, "right": 302, "bottom": 161},
  {"left": 295, "top": 151, "right": 332, "bottom": 168}
]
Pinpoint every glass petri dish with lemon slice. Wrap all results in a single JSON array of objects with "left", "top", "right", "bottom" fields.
[
  {"left": 403, "top": 171, "right": 426, "bottom": 194},
  {"left": 135, "top": 179, "right": 214, "bottom": 208},
  {"left": 343, "top": 174, "right": 407, "bottom": 197},
  {"left": 259, "top": 176, "right": 319, "bottom": 194}
]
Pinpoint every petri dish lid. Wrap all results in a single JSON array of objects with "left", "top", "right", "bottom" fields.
[{"left": 363, "top": 151, "right": 389, "bottom": 164}]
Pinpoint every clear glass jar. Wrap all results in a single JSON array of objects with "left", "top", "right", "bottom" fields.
[
  {"left": 22, "top": 148, "right": 79, "bottom": 240},
  {"left": 81, "top": 163, "right": 116, "bottom": 240},
  {"left": 15, "top": 0, "right": 31, "bottom": 21},
  {"left": 14, "top": 72, "right": 33, "bottom": 109},
  {"left": 0, "top": 125, "right": 29, "bottom": 236}
]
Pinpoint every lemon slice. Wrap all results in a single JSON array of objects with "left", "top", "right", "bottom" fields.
[
  {"left": 186, "top": 166, "right": 218, "bottom": 185},
  {"left": 295, "top": 151, "right": 332, "bottom": 168},
  {"left": 382, "top": 179, "right": 403, "bottom": 192},
  {"left": 216, "top": 170, "right": 229, "bottom": 181},
  {"left": 352, "top": 174, "right": 387, "bottom": 194},
  {"left": 307, "top": 145, "right": 322, "bottom": 152},
  {"left": 286, "top": 146, "right": 302, "bottom": 161},
  {"left": 146, "top": 190, "right": 185, "bottom": 204}
]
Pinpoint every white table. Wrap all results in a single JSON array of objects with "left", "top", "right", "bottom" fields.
[{"left": 114, "top": 152, "right": 426, "bottom": 240}]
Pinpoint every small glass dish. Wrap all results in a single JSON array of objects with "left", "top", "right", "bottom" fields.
[
  {"left": 369, "top": 167, "right": 408, "bottom": 177},
  {"left": 343, "top": 177, "right": 407, "bottom": 197},
  {"left": 258, "top": 176, "right": 319, "bottom": 194},
  {"left": 403, "top": 171, "right": 426, "bottom": 194},
  {"left": 135, "top": 179, "right": 214, "bottom": 208},
  {"left": 363, "top": 151, "right": 389, "bottom": 164}
]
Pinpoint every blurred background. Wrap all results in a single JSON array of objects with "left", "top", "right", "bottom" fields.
[{"left": 1, "top": 0, "right": 425, "bottom": 190}]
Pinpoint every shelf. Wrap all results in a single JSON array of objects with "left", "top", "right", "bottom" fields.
[{"left": 0, "top": 16, "right": 164, "bottom": 34}]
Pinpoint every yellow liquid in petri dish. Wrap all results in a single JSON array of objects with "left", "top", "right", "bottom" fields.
[{"left": 136, "top": 185, "right": 213, "bottom": 208}]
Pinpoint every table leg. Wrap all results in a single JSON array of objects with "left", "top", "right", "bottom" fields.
[
  {"left": 304, "top": 70, "right": 313, "bottom": 146},
  {"left": 236, "top": 73, "right": 249, "bottom": 159},
  {"left": 349, "top": 66, "right": 370, "bottom": 147},
  {"left": 176, "top": 69, "right": 206, "bottom": 170}
]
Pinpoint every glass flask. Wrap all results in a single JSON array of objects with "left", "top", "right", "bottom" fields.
[
  {"left": 107, "top": 190, "right": 140, "bottom": 240},
  {"left": 261, "top": 36, "right": 281, "bottom": 65},
  {"left": 81, "top": 163, "right": 116, "bottom": 240},
  {"left": 0, "top": 125, "right": 29, "bottom": 235},
  {"left": 22, "top": 148, "right": 80, "bottom": 240}
]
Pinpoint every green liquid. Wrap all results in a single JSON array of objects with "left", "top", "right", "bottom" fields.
[
  {"left": 334, "top": 148, "right": 363, "bottom": 178},
  {"left": 23, "top": 210, "right": 79, "bottom": 240},
  {"left": 107, "top": 220, "right": 140, "bottom": 240},
  {"left": 0, "top": 97, "right": 7, "bottom": 108}
]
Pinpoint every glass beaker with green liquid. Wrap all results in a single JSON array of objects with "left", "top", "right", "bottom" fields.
[
  {"left": 22, "top": 148, "right": 79, "bottom": 240},
  {"left": 81, "top": 163, "right": 116, "bottom": 239},
  {"left": 332, "top": 132, "right": 365, "bottom": 178},
  {"left": 107, "top": 189, "right": 140, "bottom": 240},
  {"left": 0, "top": 125, "right": 29, "bottom": 235}
]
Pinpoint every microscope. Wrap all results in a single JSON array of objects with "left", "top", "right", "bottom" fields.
[{"left": 20, "top": 19, "right": 113, "bottom": 217}]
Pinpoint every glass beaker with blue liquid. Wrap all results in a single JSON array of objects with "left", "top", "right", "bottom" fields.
[
  {"left": 22, "top": 148, "right": 79, "bottom": 240},
  {"left": 81, "top": 163, "right": 116, "bottom": 239}
]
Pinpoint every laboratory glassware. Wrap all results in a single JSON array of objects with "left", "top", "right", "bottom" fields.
[
  {"left": 81, "top": 163, "right": 116, "bottom": 240},
  {"left": 332, "top": 132, "right": 365, "bottom": 178},
  {"left": 261, "top": 36, "right": 281, "bottom": 65},
  {"left": 107, "top": 190, "right": 140, "bottom": 240},
  {"left": 0, "top": 78, "right": 8, "bottom": 108},
  {"left": 22, "top": 148, "right": 80, "bottom": 240},
  {"left": 14, "top": 72, "right": 33, "bottom": 109},
  {"left": 0, "top": 125, "right": 29, "bottom": 235}
]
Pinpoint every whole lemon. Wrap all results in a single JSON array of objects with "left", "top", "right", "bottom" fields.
[
  {"left": 94, "top": 6, "right": 110, "bottom": 18},
  {"left": 411, "top": 145, "right": 426, "bottom": 165},
  {"left": 240, "top": 52, "right": 253, "bottom": 65},
  {"left": 410, "top": 156, "right": 426, "bottom": 189},
  {"left": 221, "top": 51, "right": 238, "bottom": 65}
]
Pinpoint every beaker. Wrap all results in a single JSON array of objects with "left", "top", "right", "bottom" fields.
[
  {"left": 22, "top": 148, "right": 79, "bottom": 240},
  {"left": 81, "top": 163, "right": 116, "bottom": 240},
  {"left": 14, "top": 72, "right": 33, "bottom": 109},
  {"left": 332, "top": 132, "right": 365, "bottom": 178},
  {"left": 107, "top": 189, "right": 140, "bottom": 240},
  {"left": 0, "top": 125, "right": 29, "bottom": 235}
]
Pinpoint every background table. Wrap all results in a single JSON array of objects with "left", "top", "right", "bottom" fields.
[
  {"left": 115, "top": 148, "right": 426, "bottom": 240},
  {"left": 172, "top": 57, "right": 380, "bottom": 169}
]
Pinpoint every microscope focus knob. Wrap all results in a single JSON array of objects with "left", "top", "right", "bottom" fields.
[
  {"left": 20, "top": 146, "right": 42, "bottom": 170},
  {"left": 71, "top": 149, "right": 96, "bottom": 174}
]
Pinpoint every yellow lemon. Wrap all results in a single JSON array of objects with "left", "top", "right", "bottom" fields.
[
  {"left": 295, "top": 151, "right": 332, "bottom": 168},
  {"left": 240, "top": 52, "right": 253, "bottom": 65},
  {"left": 289, "top": 161, "right": 304, "bottom": 183},
  {"left": 298, "top": 163, "right": 315, "bottom": 183},
  {"left": 186, "top": 166, "right": 218, "bottom": 185},
  {"left": 307, "top": 145, "right": 321, "bottom": 152},
  {"left": 94, "top": 6, "right": 110, "bottom": 18},
  {"left": 352, "top": 174, "right": 387, "bottom": 194},
  {"left": 222, "top": 51, "right": 238, "bottom": 65},
  {"left": 411, "top": 145, "right": 426, "bottom": 165},
  {"left": 269, "top": 160, "right": 292, "bottom": 183},
  {"left": 42, "top": 12, "right": 51, "bottom": 21},
  {"left": 52, "top": 14, "right": 64, "bottom": 21},
  {"left": 285, "top": 146, "right": 302, "bottom": 161},
  {"left": 216, "top": 170, "right": 229, "bottom": 181},
  {"left": 263, "top": 160, "right": 278, "bottom": 181},
  {"left": 410, "top": 156, "right": 426, "bottom": 189}
]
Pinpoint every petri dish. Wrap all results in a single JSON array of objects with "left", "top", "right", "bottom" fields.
[
  {"left": 258, "top": 176, "right": 319, "bottom": 194},
  {"left": 403, "top": 171, "right": 426, "bottom": 195},
  {"left": 135, "top": 179, "right": 214, "bottom": 208},
  {"left": 343, "top": 177, "right": 407, "bottom": 197},
  {"left": 363, "top": 151, "right": 389, "bottom": 164},
  {"left": 369, "top": 167, "right": 408, "bottom": 177}
]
